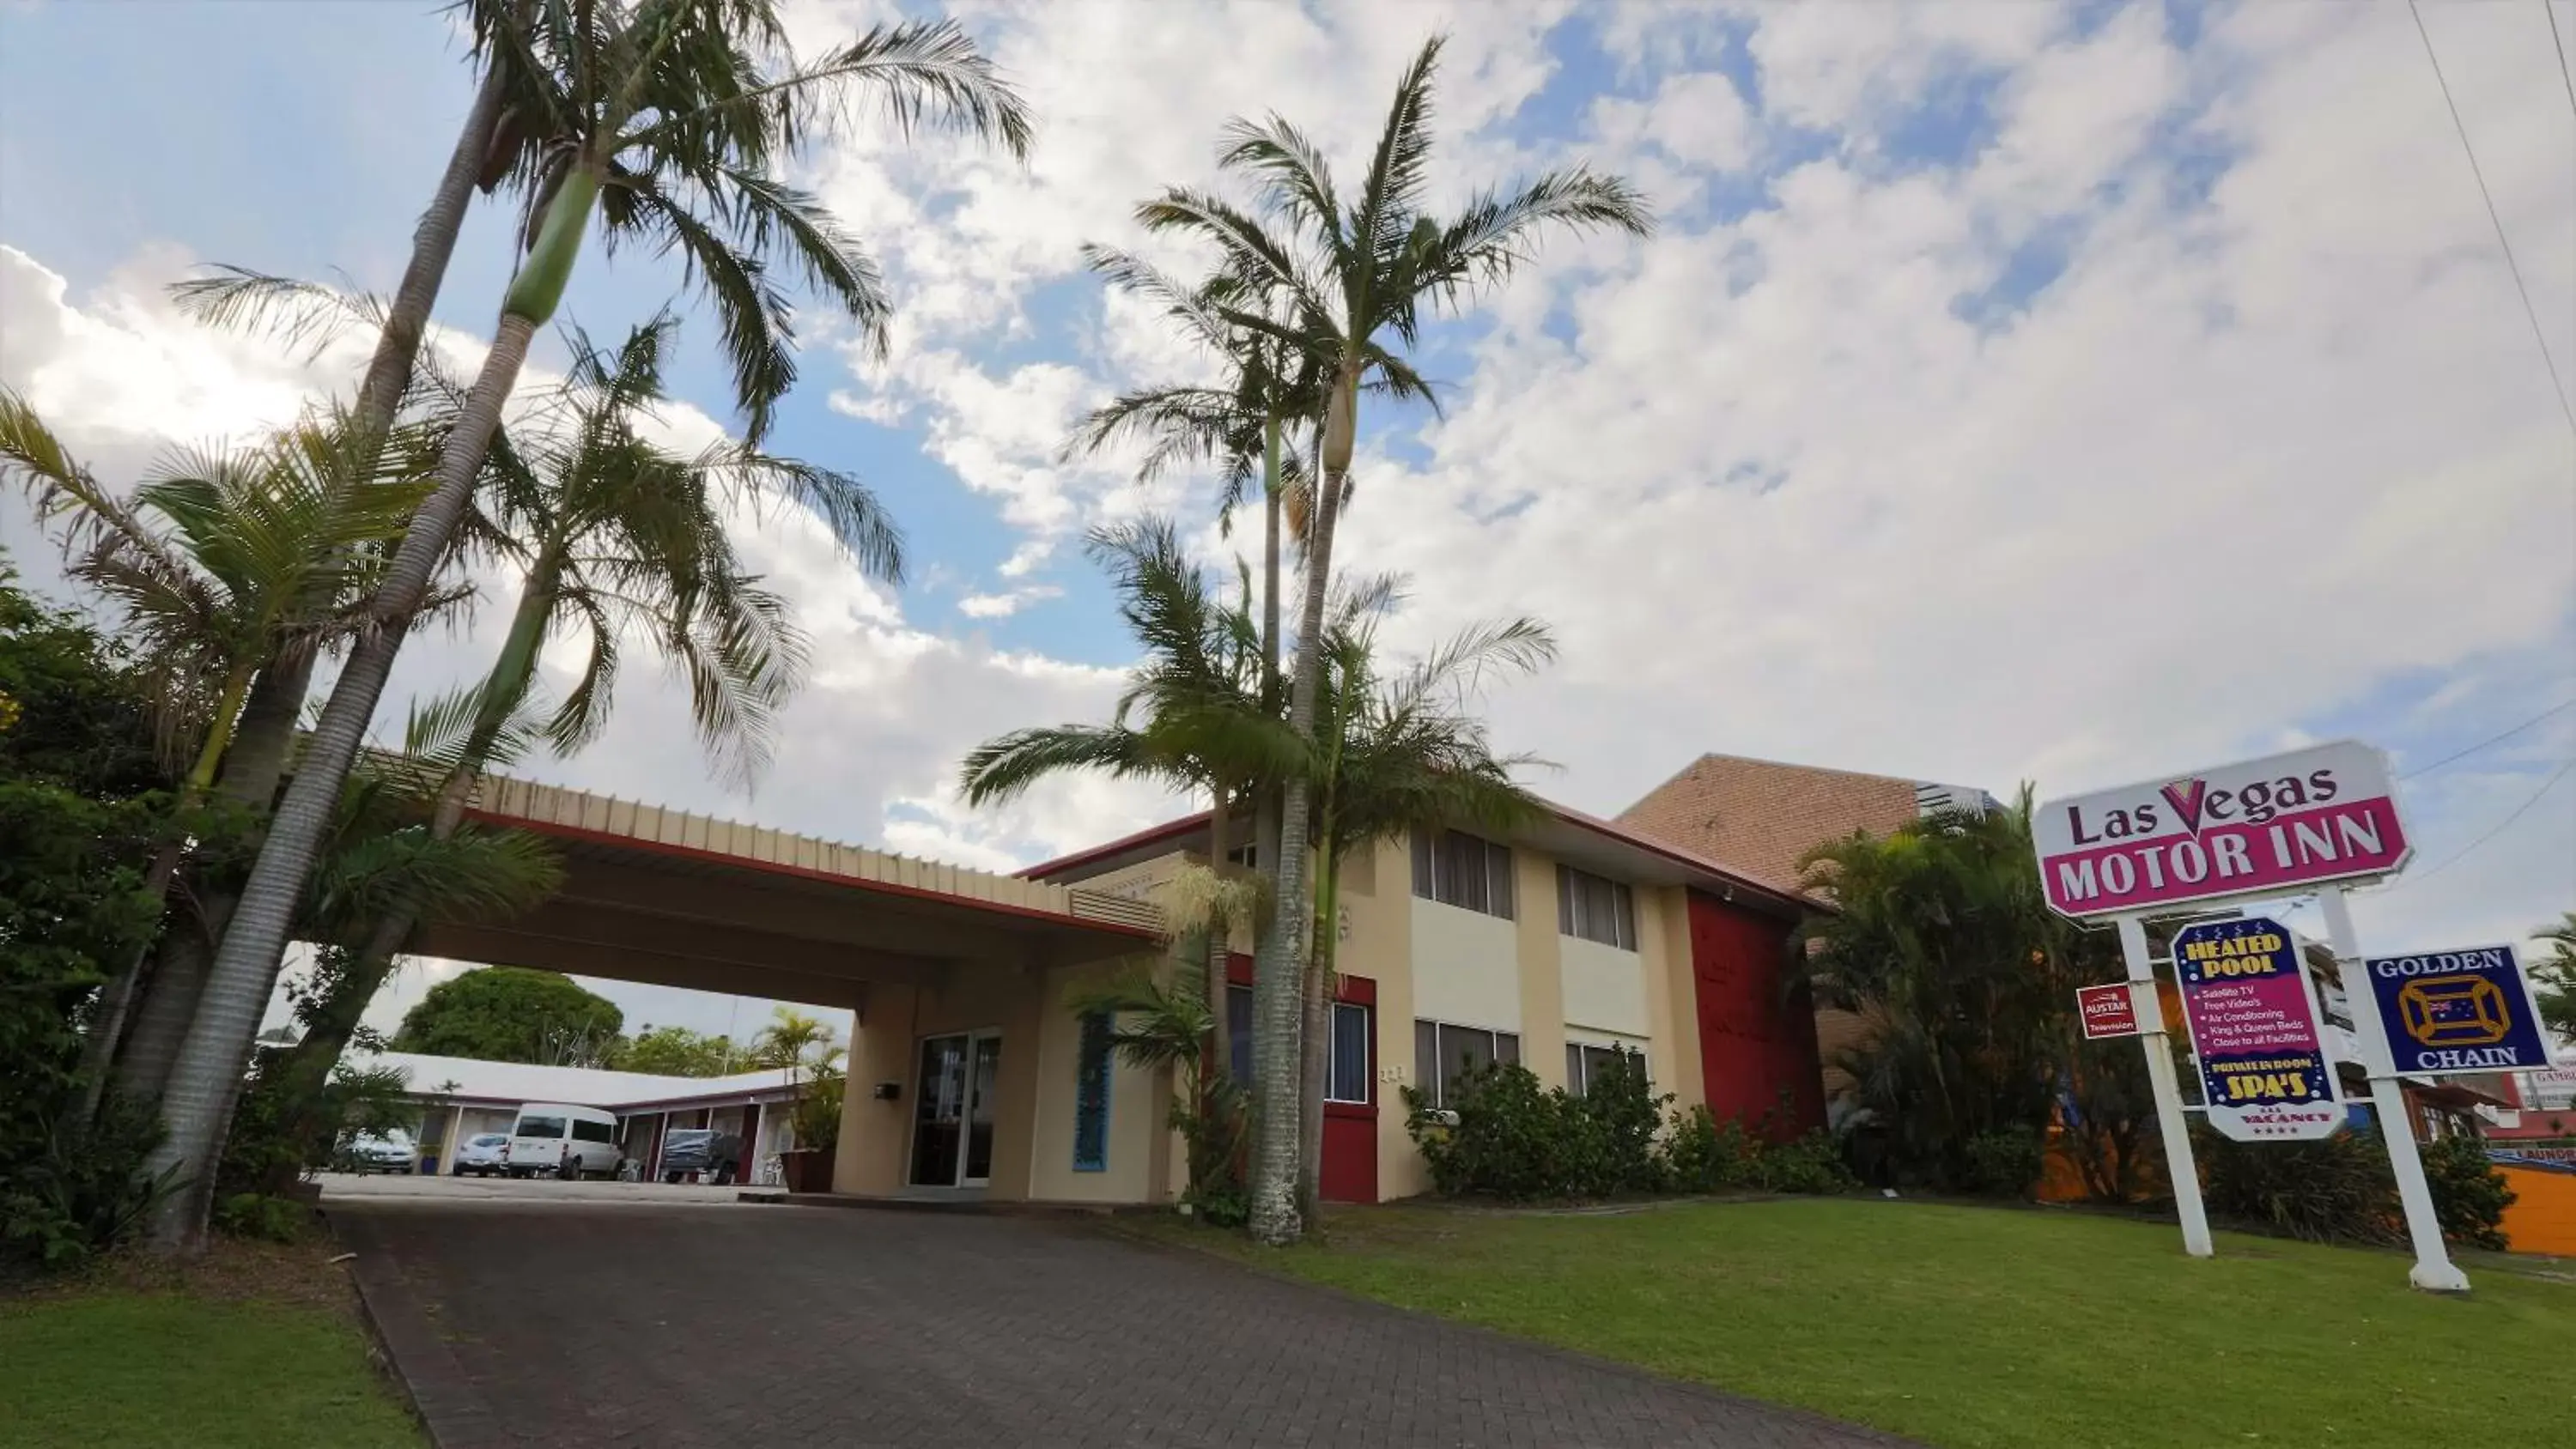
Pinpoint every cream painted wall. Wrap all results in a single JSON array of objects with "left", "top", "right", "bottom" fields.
[
  {"left": 1408, "top": 900, "right": 1522, "bottom": 1033},
  {"left": 1649, "top": 887, "right": 1704, "bottom": 1114},
  {"left": 1559, "top": 935, "right": 1648, "bottom": 1038},
  {"left": 1515, "top": 853, "right": 1567, "bottom": 1088},
  {"left": 1026, "top": 961, "right": 1170, "bottom": 1204}
]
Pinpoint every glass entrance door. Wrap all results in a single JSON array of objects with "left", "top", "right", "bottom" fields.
[{"left": 908, "top": 1031, "right": 1001, "bottom": 1188}]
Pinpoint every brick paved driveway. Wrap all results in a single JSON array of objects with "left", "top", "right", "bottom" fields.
[{"left": 332, "top": 1199, "right": 1905, "bottom": 1449}]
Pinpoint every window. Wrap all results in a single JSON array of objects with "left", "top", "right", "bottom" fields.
[
  {"left": 514, "top": 1116, "right": 565, "bottom": 1140},
  {"left": 1557, "top": 865, "right": 1637, "bottom": 949},
  {"left": 1411, "top": 828, "right": 1515, "bottom": 918},
  {"left": 1072, "top": 1009, "right": 1113, "bottom": 1172},
  {"left": 1411, "top": 1020, "right": 1521, "bottom": 1108},
  {"left": 1565, "top": 1041, "right": 1648, "bottom": 1096},
  {"left": 1327, "top": 1002, "right": 1372, "bottom": 1104},
  {"left": 1225, "top": 840, "right": 1258, "bottom": 870},
  {"left": 571, "top": 1118, "right": 617, "bottom": 1144}
]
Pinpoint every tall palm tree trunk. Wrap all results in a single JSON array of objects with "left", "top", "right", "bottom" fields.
[
  {"left": 1204, "top": 779, "right": 1232, "bottom": 1081},
  {"left": 1247, "top": 373, "right": 1353, "bottom": 1246},
  {"left": 1296, "top": 839, "right": 1336, "bottom": 1221},
  {"left": 103, "top": 63, "right": 509, "bottom": 1121},
  {"left": 268, "top": 570, "right": 553, "bottom": 1139},
  {"left": 143, "top": 312, "right": 543, "bottom": 1249}
]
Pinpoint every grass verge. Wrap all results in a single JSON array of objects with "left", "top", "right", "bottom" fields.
[
  {"left": 1125, "top": 1196, "right": 2571, "bottom": 1449},
  {"left": 0, "top": 1237, "right": 422, "bottom": 1449}
]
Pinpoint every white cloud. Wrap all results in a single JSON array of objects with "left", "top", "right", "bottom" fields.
[{"left": 957, "top": 585, "right": 1061, "bottom": 619}]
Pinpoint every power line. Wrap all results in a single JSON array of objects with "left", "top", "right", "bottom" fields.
[
  {"left": 2403, "top": 755, "right": 2576, "bottom": 884},
  {"left": 2409, "top": 0, "right": 2576, "bottom": 440},
  {"left": 2550, "top": 2, "right": 2576, "bottom": 123},
  {"left": 2401, "top": 697, "right": 2576, "bottom": 778}
]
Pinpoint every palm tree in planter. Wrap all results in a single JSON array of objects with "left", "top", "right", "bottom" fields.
[
  {"left": 1292, "top": 599, "right": 1554, "bottom": 1214},
  {"left": 270, "top": 313, "right": 895, "bottom": 1148},
  {"left": 153, "top": 9, "right": 1030, "bottom": 1246},
  {"left": 1139, "top": 34, "right": 1651, "bottom": 1241}
]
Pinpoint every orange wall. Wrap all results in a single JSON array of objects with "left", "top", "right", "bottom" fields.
[{"left": 2499, "top": 1166, "right": 2576, "bottom": 1258}]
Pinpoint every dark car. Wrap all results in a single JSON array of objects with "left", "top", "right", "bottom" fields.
[{"left": 659, "top": 1129, "right": 744, "bottom": 1185}]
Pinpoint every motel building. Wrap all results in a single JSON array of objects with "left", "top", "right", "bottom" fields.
[{"left": 428, "top": 773, "right": 1832, "bottom": 1208}]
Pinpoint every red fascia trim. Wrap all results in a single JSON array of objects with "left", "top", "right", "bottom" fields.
[
  {"left": 1323, "top": 1100, "right": 1376, "bottom": 1120},
  {"left": 465, "top": 811, "right": 1163, "bottom": 940},
  {"left": 1549, "top": 804, "right": 1820, "bottom": 917},
  {"left": 1013, "top": 809, "right": 1215, "bottom": 880}
]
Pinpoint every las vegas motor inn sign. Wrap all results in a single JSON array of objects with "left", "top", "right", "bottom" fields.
[{"left": 2034, "top": 741, "right": 2410, "bottom": 919}]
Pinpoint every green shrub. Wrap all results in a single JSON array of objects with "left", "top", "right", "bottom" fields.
[
  {"left": 1962, "top": 1125, "right": 2046, "bottom": 1199},
  {"left": 2197, "top": 1126, "right": 2401, "bottom": 1246},
  {"left": 0, "top": 1092, "right": 180, "bottom": 1277},
  {"left": 212, "top": 1192, "right": 309, "bottom": 1244},
  {"left": 2421, "top": 1133, "right": 2513, "bottom": 1251},
  {"left": 1663, "top": 1106, "right": 1759, "bottom": 1191},
  {"left": 1748, "top": 1130, "right": 1858, "bottom": 1195}
]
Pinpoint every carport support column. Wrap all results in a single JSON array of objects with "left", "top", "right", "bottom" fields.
[
  {"left": 835, "top": 986, "right": 916, "bottom": 1196},
  {"left": 2318, "top": 888, "right": 2470, "bottom": 1294},
  {"left": 2116, "top": 915, "right": 2212, "bottom": 1258}
]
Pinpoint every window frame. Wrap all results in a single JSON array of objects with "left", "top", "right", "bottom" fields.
[
  {"left": 1411, "top": 1019, "right": 1523, "bottom": 1109},
  {"left": 1556, "top": 864, "right": 1637, "bottom": 950},
  {"left": 1564, "top": 1040, "right": 1649, "bottom": 1096},
  {"left": 1326, "top": 1000, "right": 1373, "bottom": 1105},
  {"left": 1411, "top": 828, "right": 1516, "bottom": 919}
]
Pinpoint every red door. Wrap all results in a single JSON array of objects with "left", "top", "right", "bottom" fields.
[{"left": 1224, "top": 959, "right": 1379, "bottom": 1203}]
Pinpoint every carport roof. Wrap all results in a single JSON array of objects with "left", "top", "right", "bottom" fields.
[{"left": 362, "top": 1050, "right": 808, "bottom": 1113}]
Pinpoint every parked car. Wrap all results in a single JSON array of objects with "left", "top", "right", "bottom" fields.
[
  {"left": 345, "top": 1131, "right": 416, "bottom": 1174},
  {"left": 658, "top": 1128, "right": 744, "bottom": 1185},
  {"left": 452, "top": 1133, "right": 511, "bottom": 1176},
  {"left": 504, "top": 1102, "right": 623, "bottom": 1179}
]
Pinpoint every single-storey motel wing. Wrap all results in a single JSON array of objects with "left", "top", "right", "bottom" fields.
[{"left": 429, "top": 773, "right": 1834, "bottom": 1206}]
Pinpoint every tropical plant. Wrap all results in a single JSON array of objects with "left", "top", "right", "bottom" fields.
[
  {"left": 1138, "top": 33, "right": 1650, "bottom": 1241},
  {"left": 1793, "top": 789, "right": 2123, "bottom": 1194},
  {"left": 749, "top": 1008, "right": 844, "bottom": 1072},
  {"left": 2530, "top": 911, "right": 2576, "bottom": 1045},
  {"left": 154, "top": 6, "right": 1030, "bottom": 1246},
  {"left": 1293, "top": 592, "right": 1552, "bottom": 1211},
  {"left": 960, "top": 518, "right": 1303, "bottom": 1052},
  {"left": 1070, "top": 959, "right": 1247, "bottom": 1223},
  {"left": 0, "top": 569, "right": 179, "bottom": 1276},
  {"left": 278, "top": 312, "right": 889, "bottom": 1108},
  {"left": 618, "top": 1025, "right": 743, "bottom": 1076},
  {"left": 388, "top": 967, "right": 624, "bottom": 1064}
]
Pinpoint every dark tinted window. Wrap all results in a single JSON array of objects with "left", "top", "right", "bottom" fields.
[
  {"left": 515, "top": 1116, "right": 566, "bottom": 1140},
  {"left": 1411, "top": 828, "right": 1514, "bottom": 919},
  {"left": 571, "top": 1118, "right": 617, "bottom": 1144},
  {"left": 1413, "top": 1021, "right": 1521, "bottom": 1107},
  {"left": 1327, "top": 1003, "right": 1370, "bottom": 1104},
  {"left": 1227, "top": 984, "right": 1255, "bottom": 1090},
  {"left": 1557, "top": 865, "right": 1637, "bottom": 949}
]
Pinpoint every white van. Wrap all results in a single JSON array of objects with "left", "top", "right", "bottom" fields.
[{"left": 502, "top": 1102, "right": 623, "bottom": 1179}]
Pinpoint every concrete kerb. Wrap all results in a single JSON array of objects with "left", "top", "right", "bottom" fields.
[{"left": 326, "top": 1206, "right": 507, "bottom": 1449}]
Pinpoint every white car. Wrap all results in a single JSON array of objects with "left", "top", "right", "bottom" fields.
[
  {"left": 451, "top": 1133, "right": 511, "bottom": 1176},
  {"left": 347, "top": 1131, "right": 416, "bottom": 1173}
]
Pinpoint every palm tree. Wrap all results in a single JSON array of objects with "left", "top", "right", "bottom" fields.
[
  {"left": 959, "top": 519, "right": 1304, "bottom": 1046},
  {"left": 1140, "top": 35, "right": 1651, "bottom": 1241},
  {"left": 1293, "top": 599, "right": 1553, "bottom": 1212},
  {"left": 1069, "top": 957, "right": 1247, "bottom": 1216},
  {"left": 276, "top": 312, "right": 896, "bottom": 1134},
  {"left": 152, "top": 8, "right": 1030, "bottom": 1246},
  {"left": 0, "top": 397, "right": 453, "bottom": 1111},
  {"left": 750, "top": 1008, "right": 843, "bottom": 1072},
  {"left": 2531, "top": 911, "right": 2576, "bottom": 1046}
]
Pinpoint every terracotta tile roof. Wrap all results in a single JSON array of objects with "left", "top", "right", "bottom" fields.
[{"left": 1616, "top": 753, "right": 1925, "bottom": 890}]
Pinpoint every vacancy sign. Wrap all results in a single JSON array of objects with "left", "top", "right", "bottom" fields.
[
  {"left": 2362, "top": 945, "right": 2554, "bottom": 1075},
  {"left": 2076, "top": 984, "right": 2143, "bottom": 1040},
  {"left": 2033, "top": 741, "right": 2409, "bottom": 919},
  {"left": 2173, "top": 916, "right": 2342, "bottom": 1142}
]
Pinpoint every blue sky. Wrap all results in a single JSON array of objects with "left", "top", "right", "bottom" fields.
[{"left": 3, "top": 0, "right": 2570, "bottom": 1040}]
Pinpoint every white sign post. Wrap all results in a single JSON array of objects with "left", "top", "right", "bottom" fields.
[
  {"left": 2036, "top": 741, "right": 2460, "bottom": 1287},
  {"left": 2113, "top": 916, "right": 2214, "bottom": 1258},
  {"left": 2318, "top": 888, "right": 2470, "bottom": 1294}
]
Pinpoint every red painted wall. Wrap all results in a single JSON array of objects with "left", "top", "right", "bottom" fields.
[
  {"left": 1686, "top": 890, "right": 1825, "bottom": 1140},
  {"left": 1224, "top": 955, "right": 1379, "bottom": 1203}
]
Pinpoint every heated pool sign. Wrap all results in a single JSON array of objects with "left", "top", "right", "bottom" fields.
[
  {"left": 2362, "top": 945, "right": 2553, "bottom": 1075},
  {"left": 2172, "top": 916, "right": 2342, "bottom": 1142},
  {"left": 2034, "top": 742, "right": 2409, "bottom": 919}
]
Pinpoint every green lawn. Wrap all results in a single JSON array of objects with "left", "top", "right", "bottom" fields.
[
  {"left": 0, "top": 1290, "right": 422, "bottom": 1449},
  {"left": 1149, "top": 1198, "right": 2572, "bottom": 1449}
]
